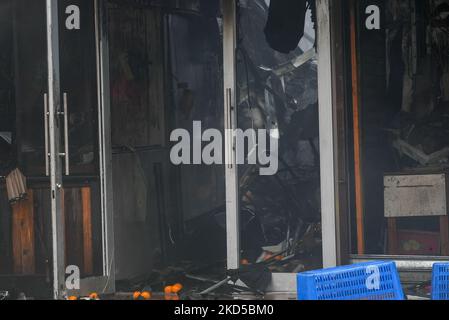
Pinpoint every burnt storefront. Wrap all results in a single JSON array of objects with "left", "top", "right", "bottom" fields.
[{"left": 0, "top": 0, "right": 448, "bottom": 300}]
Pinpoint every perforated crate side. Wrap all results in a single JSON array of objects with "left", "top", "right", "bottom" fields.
[
  {"left": 431, "top": 263, "right": 449, "bottom": 300},
  {"left": 297, "top": 261, "right": 404, "bottom": 300}
]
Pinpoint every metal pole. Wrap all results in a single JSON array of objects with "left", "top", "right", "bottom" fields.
[
  {"left": 316, "top": 0, "right": 338, "bottom": 268},
  {"left": 95, "top": 0, "right": 115, "bottom": 288},
  {"left": 46, "top": 0, "right": 65, "bottom": 299},
  {"left": 222, "top": 0, "right": 240, "bottom": 271}
]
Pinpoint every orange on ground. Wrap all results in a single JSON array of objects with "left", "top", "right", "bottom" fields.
[
  {"left": 141, "top": 291, "right": 152, "bottom": 300},
  {"left": 172, "top": 283, "right": 183, "bottom": 293},
  {"left": 89, "top": 292, "right": 99, "bottom": 300},
  {"left": 132, "top": 291, "right": 141, "bottom": 300},
  {"left": 164, "top": 286, "right": 173, "bottom": 294}
]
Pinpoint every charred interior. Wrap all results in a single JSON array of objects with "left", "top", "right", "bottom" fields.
[
  {"left": 0, "top": 0, "right": 448, "bottom": 300},
  {"left": 353, "top": 0, "right": 449, "bottom": 257},
  {"left": 0, "top": 0, "right": 322, "bottom": 299},
  {"left": 108, "top": 0, "right": 322, "bottom": 296}
]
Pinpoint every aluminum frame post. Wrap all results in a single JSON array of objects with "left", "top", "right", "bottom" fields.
[
  {"left": 317, "top": 0, "right": 338, "bottom": 268},
  {"left": 222, "top": 0, "right": 240, "bottom": 271},
  {"left": 46, "top": 0, "right": 65, "bottom": 299}
]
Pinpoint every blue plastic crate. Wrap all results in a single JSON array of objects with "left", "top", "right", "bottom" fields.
[
  {"left": 431, "top": 263, "right": 449, "bottom": 300},
  {"left": 297, "top": 261, "right": 404, "bottom": 300}
]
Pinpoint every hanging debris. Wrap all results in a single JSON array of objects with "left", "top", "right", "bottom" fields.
[{"left": 264, "top": 0, "right": 312, "bottom": 54}]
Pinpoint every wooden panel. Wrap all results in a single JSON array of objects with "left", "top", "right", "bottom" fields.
[
  {"left": 440, "top": 215, "right": 449, "bottom": 256},
  {"left": 7, "top": 186, "right": 95, "bottom": 275},
  {"left": 387, "top": 217, "right": 398, "bottom": 255},
  {"left": 81, "top": 187, "right": 93, "bottom": 275},
  {"left": 0, "top": 186, "right": 13, "bottom": 273},
  {"left": 32, "top": 188, "right": 52, "bottom": 276},
  {"left": 63, "top": 187, "right": 94, "bottom": 276},
  {"left": 384, "top": 174, "right": 447, "bottom": 217},
  {"left": 63, "top": 188, "right": 84, "bottom": 274},
  {"left": 12, "top": 189, "right": 35, "bottom": 274},
  {"left": 350, "top": 0, "right": 365, "bottom": 254}
]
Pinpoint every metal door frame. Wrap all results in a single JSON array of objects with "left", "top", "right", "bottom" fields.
[
  {"left": 220, "top": 0, "right": 339, "bottom": 296},
  {"left": 222, "top": 0, "right": 240, "bottom": 272},
  {"left": 222, "top": 0, "right": 339, "bottom": 273},
  {"left": 46, "top": 0, "right": 65, "bottom": 300},
  {"left": 92, "top": 0, "right": 116, "bottom": 295},
  {"left": 46, "top": 0, "right": 115, "bottom": 299},
  {"left": 316, "top": 0, "right": 339, "bottom": 268}
]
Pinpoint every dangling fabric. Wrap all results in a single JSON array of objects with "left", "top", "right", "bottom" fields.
[{"left": 264, "top": 0, "right": 308, "bottom": 54}]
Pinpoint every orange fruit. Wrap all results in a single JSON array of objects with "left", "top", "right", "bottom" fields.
[
  {"left": 164, "top": 286, "right": 173, "bottom": 294},
  {"left": 164, "top": 294, "right": 172, "bottom": 301},
  {"left": 172, "top": 294, "right": 180, "bottom": 301},
  {"left": 132, "top": 291, "right": 141, "bottom": 300},
  {"left": 172, "top": 283, "right": 183, "bottom": 293},
  {"left": 68, "top": 296, "right": 78, "bottom": 300},
  {"left": 241, "top": 259, "right": 249, "bottom": 265},
  {"left": 140, "top": 291, "right": 151, "bottom": 300},
  {"left": 89, "top": 292, "right": 99, "bottom": 300}
]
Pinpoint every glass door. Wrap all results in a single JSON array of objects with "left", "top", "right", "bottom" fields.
[
  {"left": 223, "top": 0, "right": 321, "bottom": 273},
  {"left": 0, "top": 0, "right": 52, "bottom": 286},
  {"left": 58, "top": 0, "right": 104, "bottom": 277},
  {"left": 55, "top": 0, "right": 112, "bottom": 297},
  {"left": 0, "top": 0, "right": 112, "bottom": 299},
  {"left": 0, "top": 0, "right": 63, "bottom": 298}
]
